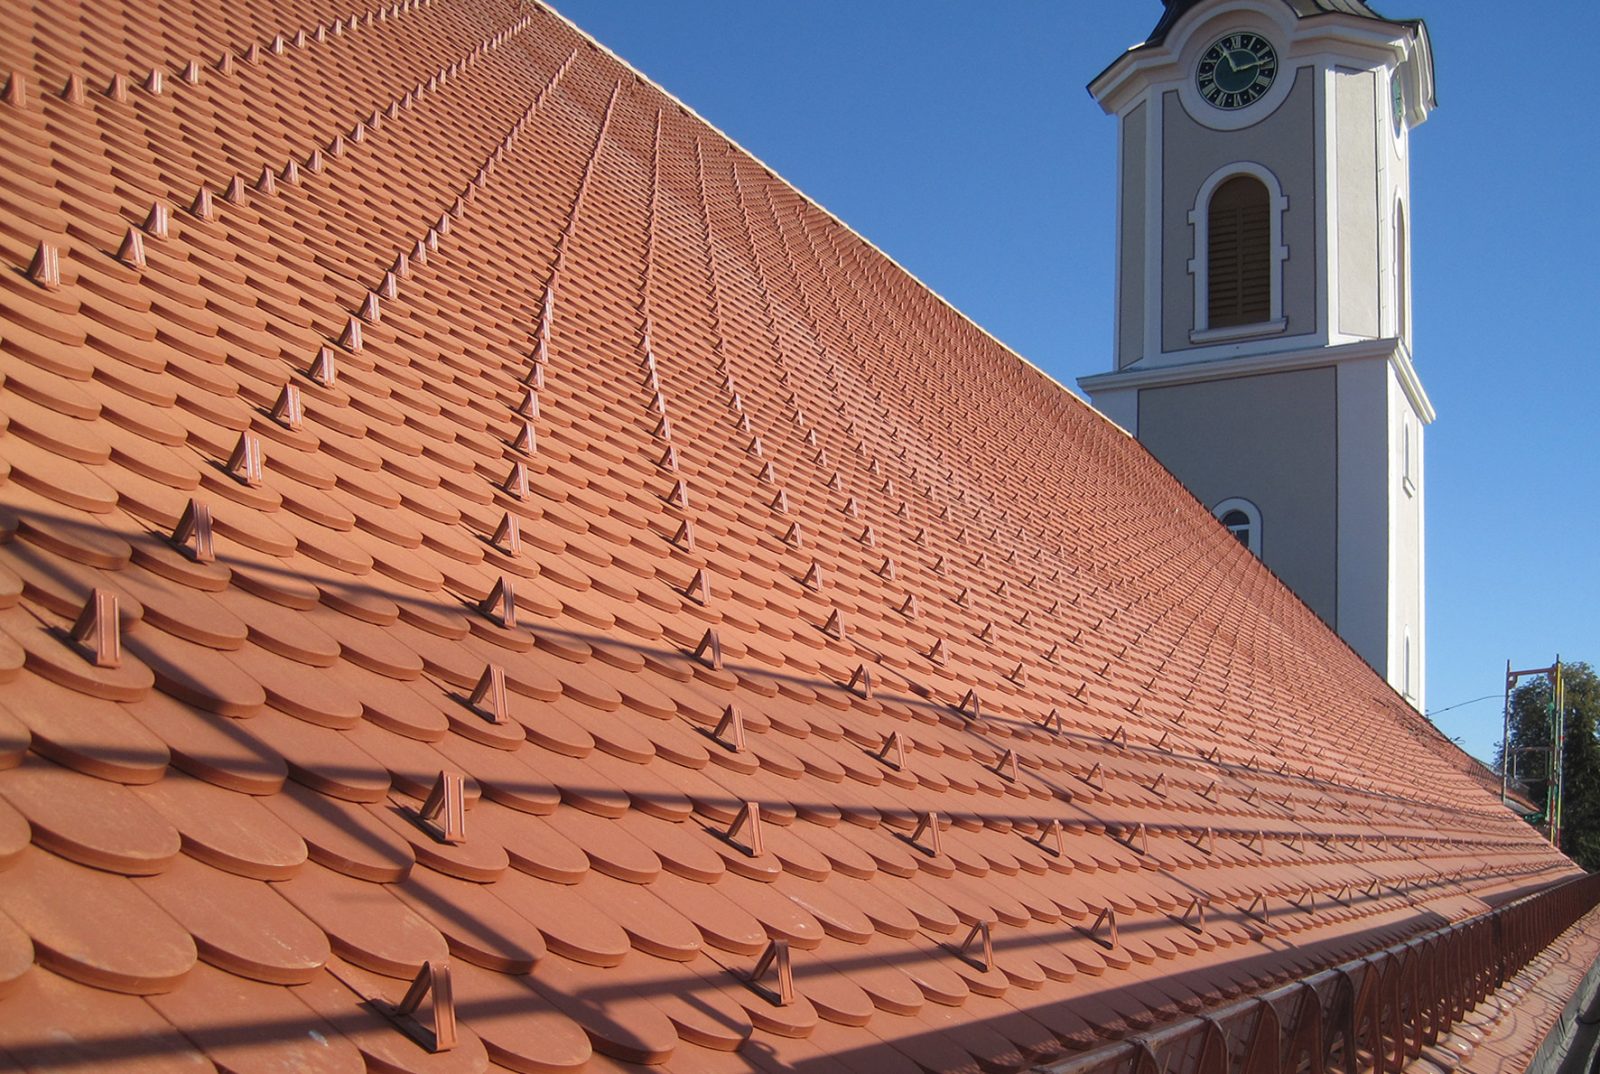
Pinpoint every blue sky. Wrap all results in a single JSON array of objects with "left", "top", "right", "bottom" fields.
[{"left": 552, "top": 1, "right": 1600, "bottom": 765}]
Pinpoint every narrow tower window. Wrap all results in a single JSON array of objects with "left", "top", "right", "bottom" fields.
[
  {"left": 1402, "top": 413, "right": 1415, "bottom": 495},
  {"left": 1207, "top": 176, "right": 1272, "bottom": 328},
  {"left": 1403, "top": 628, "right": 1413, "bottom": 699}
]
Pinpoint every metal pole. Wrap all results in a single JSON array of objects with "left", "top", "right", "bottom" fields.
[
  {"left": 1501, "top": 659, "right": 1512, "bottom": 806},
  {"left": 1551, "top": 658, "right": 1565, "bottom": 849}
]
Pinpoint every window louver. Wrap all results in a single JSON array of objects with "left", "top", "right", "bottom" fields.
[{"left": 1208, "top": 176, "right": 1271, "bottom": 328}]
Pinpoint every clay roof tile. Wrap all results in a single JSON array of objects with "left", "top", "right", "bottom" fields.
[{"left": 0, "top": 2, "right": 1578, "bottom": 1071}]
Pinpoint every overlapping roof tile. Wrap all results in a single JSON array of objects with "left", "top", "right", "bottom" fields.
[
  {"left": 1456, "top": 902, "right": 1600, "bottom": 1074},
  {"left": 0, "top": 1, "right": 1580, "bottom": 1071}
]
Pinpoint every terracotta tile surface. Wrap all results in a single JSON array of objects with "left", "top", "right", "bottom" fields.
[
  {"left": 0, "top": 1, "right": 1583, "bottom": 1071},
  {"left": 1452, "top": 904, "right": 1600, "bottom": 1074}
]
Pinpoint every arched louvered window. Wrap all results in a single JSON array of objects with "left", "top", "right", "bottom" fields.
[
  {"left": 1207, "top": 176, "right": 1272, "bottom": 329},
  {"left": 1213, "top": 497, "right": 1261, "bottom": 556}
]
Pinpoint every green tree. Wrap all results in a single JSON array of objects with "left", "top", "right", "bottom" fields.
[{"left": 1498, "top": 662, "right": 1600, "bottom": 870}]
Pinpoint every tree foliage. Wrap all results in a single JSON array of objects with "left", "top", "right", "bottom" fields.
[{"left": 1498, "top": 662, "right": 1600, "bottom": 871}]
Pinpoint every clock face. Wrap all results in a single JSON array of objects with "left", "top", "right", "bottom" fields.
[
  {"left": 1391, "top": 74, "right": 1406, "bottom": 135},
  {"left": 1197, "top": 33, "right": 1278, "bottom": 110}
]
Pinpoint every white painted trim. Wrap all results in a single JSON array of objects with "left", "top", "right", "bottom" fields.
[
  {"left": 1213, "top": 497, "right": 1263, "bottom": 556},
  {"left": 1092, "top": 0, "right": 1293, "bottom": 115},
  {"left": 1317, "top": 64, "right": 1336, "bottom": 346},
  {"left": 1372, "top": 64, "right": 1392, "bottom": 342},
  {"left": 1388, "top": 65, "right": 1410, "bottom": 157},
  {"left": 1393, "top": 342, "right": 1432, "bottom": 424},
  {"left": 1079, "top": 336, "right": 1435, "bottom": 424},
  {"left": 1112, "top": 103, "right": 1127, "bottom": 367},
  {"left": 1089, "top": 1, "right": 1433, "bottom": 118},
  {"left": 1395, "top": 29, "right": 1437, "bottom": 125},
  {"left": 1190, "top": 318, "right": 1287, "bottom": 345},
  {"left": 1142, "top": 90, "right": 1164, "bottom": 365},
  {"left": 1145, "top": 328, "right": 1326, "bottom": 368},
  {"left": 1186, "top": 161, "right": 1291, "bottom": 335},
  {"left": 1394, "top": 196, "right": 1410, "bottom": 347},
  {"left": 1414, "top": 400, "right": 1427, "bottom": 710}
]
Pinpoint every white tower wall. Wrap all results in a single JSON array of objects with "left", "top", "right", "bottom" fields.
[{"left": 1081, "top": 0, "right": 1435, "bottom": 708}]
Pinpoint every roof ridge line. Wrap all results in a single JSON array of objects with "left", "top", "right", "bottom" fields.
[{"left": 535, "top": 0, "right": 1108, "bottom": 428}]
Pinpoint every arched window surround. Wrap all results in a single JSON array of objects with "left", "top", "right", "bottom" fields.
[
  {"left": 1213, "top": 497, "right": 1262, "bottom": 556},
  {"left": 1187, "top": 162, "right": 1290, "bottom": 343}
]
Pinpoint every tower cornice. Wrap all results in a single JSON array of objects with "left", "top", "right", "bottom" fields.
[
  {"left": 1089, "top": 0, "right": 1434, "bottom": 122},
  {"left": 1078, "top": 337, "right": 1436, "bottom": 424}
]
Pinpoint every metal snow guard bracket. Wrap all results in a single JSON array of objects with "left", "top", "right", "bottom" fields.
[{"left": 1033, "top": 872, "right": 1600, "bottom": 1074}]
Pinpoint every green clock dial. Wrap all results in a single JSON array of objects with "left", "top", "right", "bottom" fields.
[
  {"left": 1391, "top": 74, "right": 1406, "bottom": 135},
  {"left": 1197, "top": 32, "right": 1278, "bottom": 110}
]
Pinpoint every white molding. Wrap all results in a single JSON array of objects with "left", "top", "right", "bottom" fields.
[
  {"left": 1393, "top": 195, "right": 1410, "bottom": 347},
  {"left": 1142, "top": 91, "right": 1164, "bottom": 364},
  {"left": 1390, "top": 339, "right": 1432, "bottom": 424},
  {"left": 1318, "top": 64, "right": 1336, "bottom": 345},
  {"left": 1373, "top": 65, "right": 1392, "bottom": 341},
  {"left": 1149, "top": 327, "right": 1326, "bottom": 367},
  {"left": 1414, "top": 401, "right": 1427, "bottom": 710},
  {"left": 1079, "top": 336, "right": 1436, "bottom": 424},
  {"left": 1388, "top": 65, "right": 1410, "bottom": 159},
  {"left": 1112, "top": 104, "right": 1127, "bottom": 367},
  {"left": 1190, "top": 318, "right": 1286, "bottom": 344},
  {"left": 1091, "top": 0, "right": 1292, "bottom": 115},
  {"left": 1089, "top": 0, "right": 1433, "bottom": 119},
  {"left": 1390, "top": 24, "right": 1436, "bottom": 126},
  {"left": 1186, "top": 161, "right": 1291, "bottom": 336}
]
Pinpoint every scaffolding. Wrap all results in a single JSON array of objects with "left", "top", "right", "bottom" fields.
[{"left": 1501, "top": 657, "right": 1567, "bottom": 847}]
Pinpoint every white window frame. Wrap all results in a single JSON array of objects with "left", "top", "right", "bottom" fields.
[
  {"left": 1188, "top": 162, "right": 1291, "bottom": 344},
  {"left": 1214, "top": 497, "right": 1262, "bottom": 556}
]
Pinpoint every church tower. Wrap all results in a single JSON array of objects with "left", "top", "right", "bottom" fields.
[{"left": 1079, "top": 0, "right": 1436, "bottom": 709}]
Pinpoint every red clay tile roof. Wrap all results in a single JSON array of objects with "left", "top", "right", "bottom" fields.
[
  {"left": 1457, "top": 902, "right": 1600, "bottom": 1074},
  {"left": 0, "top": 1, "right": 1581, "bottom": 1071}
]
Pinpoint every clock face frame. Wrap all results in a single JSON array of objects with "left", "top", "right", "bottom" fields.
[{"left": 1197, "top": 32, "right": 1278, "bottom": 110}]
